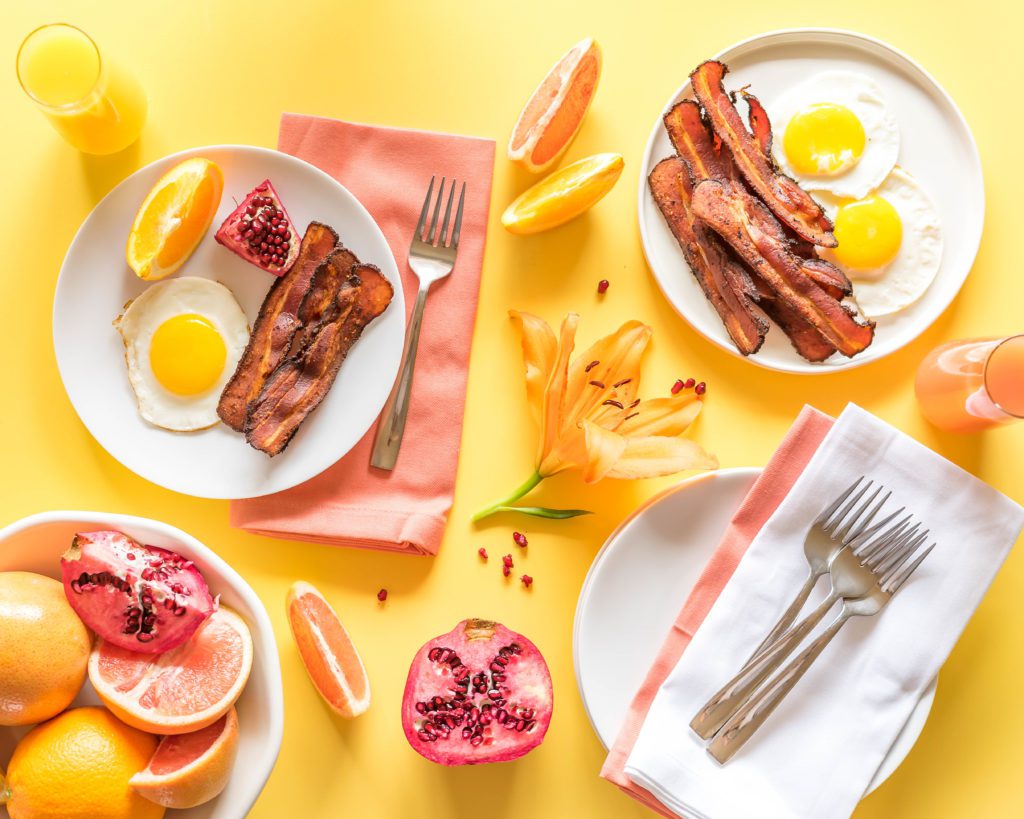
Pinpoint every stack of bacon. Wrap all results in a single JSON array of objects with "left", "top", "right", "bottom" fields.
[
  {"left": 649, "top": 60, "right": 875, "bottom": 361},
  {"left": 217, "top": 222, "right": 394, "bottom": 456}
]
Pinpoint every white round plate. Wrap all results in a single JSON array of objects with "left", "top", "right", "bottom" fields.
[
  {"left": 638, "top": 28, "right": 984, "bottom": 373},
  {"left": 573, "top": 468, "right": 936, "bottom": 796},
  {"left": 54, "top": 144, "right": 405, "bottom": 499}
]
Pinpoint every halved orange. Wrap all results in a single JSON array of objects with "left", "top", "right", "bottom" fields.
[
  {"left": 126, "top": 157, "right": 223, "bottom": 280},
  {"left": 286, "top": 581, "right": 370, "bottom": 718},
  {"left": 130, "top": 706, "right": 239, "bottom": 809},
  {"left": 502, "top": 152, "right": 624, "bottom": 234},
  {"left": 89, "top": 606, "right": 253, "bottom": 735},
  {"left": 508, "top": 38, "right": 602, "bottom": 174}
]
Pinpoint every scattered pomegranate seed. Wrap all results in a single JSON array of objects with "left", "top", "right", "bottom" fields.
[
  {"left": 520, "top": 574, "right": 533, "bottom": 588},
  {"left": 502, "top": 554, "right": 514, "bottom": 568},
  {"left": 695, "top": 382, "right": 706, "bottom": 396},
  {"left": 478, "top": 547, "right": 488, "bottom": 560},
  {"left": 502, "top": 565, "right": 512, "bottom": 577},
  {"left": 512, "top": 532, "right": 528, "bottom": 548},
  {"left": 377, "top": 589, "right": 388, "bottom": 602},
  {"left": 671, "top": 379, "right": 684, "bottom": 394},
  {"left": 597, "top": 279, "right": 610, "bottom": 294},
  {"left": 684, "top": 377, "right": 696, "bottom": 389}
]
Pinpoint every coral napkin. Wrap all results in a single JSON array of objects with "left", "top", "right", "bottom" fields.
[
  {"left": 603, "top": 405, "right": 1024, "bottom": 818},
  {"left": 230, "top": 115, "right": 495, "bottom": 555}
]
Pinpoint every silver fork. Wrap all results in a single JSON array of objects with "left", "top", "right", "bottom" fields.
[
  {"left": 709, "top": 527, "right": 935, "bottom": 763},
  {"left": 691, "top": 478, "right": 900, "bottom": 739},
  {"left": 371, "top": 177, "right": 466, "bottom": 470}
]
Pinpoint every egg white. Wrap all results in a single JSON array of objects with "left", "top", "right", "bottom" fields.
[
  {"left": 768, "top": 71, "right": 900, "bottom": 200},
  {"left": 114, "top": 277, "right": 250, "bottom": 432},
  {"left": 817, "top": 168, "right": 943, "bottom": 318}
]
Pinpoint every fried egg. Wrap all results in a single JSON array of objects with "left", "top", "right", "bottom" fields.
[
  {"left": 769, "top": 71, "right": 900, "bottom": 200},
  {"left": 115, "top": 277, "right": 249, "bottom": 431},
  {"left": 816, "top": 168, "right": 942, "bottom": 318}
]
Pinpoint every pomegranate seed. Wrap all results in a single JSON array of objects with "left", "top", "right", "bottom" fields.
[
  {"left": 521, "top": 574, "right": 533, "bottom": 588},
  {"left": 502, "top": 565, "right": 511, "bottom": 577},
  {"left": 684, "top": 378, "right": 696, "bottom": 389},
  {"left": 502, "top": 554, "right": 513, "bottom": 568},
  {"left": 671, "top": 379, "right": 684, "bottom": 394},
  {"left": 695, "top": 382, "right": 706, "bottom": 396},
  {"left": 377, "top": 588, "right": 388, "bottom": 602},
  {"left": 597, "top": 279, "right": 610, "bottom": 294},
  {"left": 478, "top": 548, "right": 488, "bottom": 559},
  {"left": 512, "top": 532, "right": 528, "bottom": 548}
]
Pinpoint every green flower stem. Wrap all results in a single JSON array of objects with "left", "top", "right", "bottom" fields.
[{"left": 472, "top": 471, "right": 544, "bottom": 522}]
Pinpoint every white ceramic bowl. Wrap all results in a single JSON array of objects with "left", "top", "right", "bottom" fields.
[{"left": 0, "top": 511, "right": 283, "bottom": 819}]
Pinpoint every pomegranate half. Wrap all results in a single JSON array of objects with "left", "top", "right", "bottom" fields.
[
  {"left": 401, "top": 618, "right": 553, "bottom": 765},
  {"left": 61, "top": 531, "right": 215, "bottom": 654},
  {"left": 215, "top": 179, "right": 299, "bottom": 275}
]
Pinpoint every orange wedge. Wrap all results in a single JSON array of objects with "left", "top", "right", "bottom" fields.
[
  {"left": 508, "top": 38, "right": 602, "bottom": 174},
  {"left": 89, "top": 606, "right": 253, "bottom": 735},
  {"left": 130, "top": 707, "right": 239, "bottom": 809},
  {"left": 126, "top": 156, "right": 223, "bottom": 280},
  {"left": 502, "top": 152, "right": 624, "bottom": 234},
  {"left": 286, "top": 581, "right": 370, "bottom": 718}
]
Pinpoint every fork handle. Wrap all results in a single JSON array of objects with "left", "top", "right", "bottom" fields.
[
  {"left": 707, "top": 611, "right": 851, "bottom": 763},
  {"left": 689, "top": 592, "right": 836, "bottom": 739},
  {"left": 371, "top": 285, "right": 430, "bottom": 471},
  {"left": 750, "top": 571, "right": 819, "bottom": 660}
]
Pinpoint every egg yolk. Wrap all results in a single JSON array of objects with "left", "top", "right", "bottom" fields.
[
  {"left": 831, "top": 194, "right": 903, "bottom": 271},
  {"left": 149, "top": 313, "right": 226, "bottom": 396},
  {"left": 783, "top": 103, "right": 866, "bottom": 176}
]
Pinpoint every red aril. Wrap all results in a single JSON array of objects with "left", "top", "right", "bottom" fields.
[
  {"left": 215, "top": 179, "right": 299, "bottom": 275},
  {"left": 401, "top": 618, "right": 552, "bottom": 765},
  {"left": 61, "top": 531, "right": 214, "bottom": 654}
]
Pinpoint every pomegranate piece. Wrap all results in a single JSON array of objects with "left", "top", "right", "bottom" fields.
[
  {"left": 215, "top": 179, "right": 299, "bottom": 275},
  {"left": 401, "top": 618, "right": 553, "bottom": 765},
  {"left": 61, "top": 531, "right": 215, "bottom": 654}
]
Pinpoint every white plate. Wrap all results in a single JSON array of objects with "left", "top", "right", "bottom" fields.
[
  {"left": 573, "top": 467, "right": 936, "bottom": 796},
  {"left": 638, "top": 28, "right": 984, "bottom": 373},
  {"left": 0, "top": 510, "right": 283, "bottom": 819},
  {"left": 53, "top": 145, "right": 405, "bottom": 499}
]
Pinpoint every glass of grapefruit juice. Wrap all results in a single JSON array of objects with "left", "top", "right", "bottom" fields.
[
  {"left": 16, "top": 23, "right": 146, "bottom": 155},
  {"left": 915, "top": 334, "right": 1024, "bottom": 433}
]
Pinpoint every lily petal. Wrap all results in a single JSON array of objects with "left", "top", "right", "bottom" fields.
[
  {"left": 616, "top": 395, "right": 703, "bottom": 437},
  {"left": 537, "top": 313, "right": 579, "bottom": 475},
  {"left": 581, "top": 420, "right": 629, "bottom": 483},
  {"left": 605, "top": 435, "right": 718, "bottom": 479},
  {"left": 509, "top": 310, "right": 557, "bottom": 425}
]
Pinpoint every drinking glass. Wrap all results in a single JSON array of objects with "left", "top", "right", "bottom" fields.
[
  {"left": 914, "top": 334, "right": 1024, "bottom": 433},
  {"left": 16, "top": 23, "right": 147, "bottom": 155}
]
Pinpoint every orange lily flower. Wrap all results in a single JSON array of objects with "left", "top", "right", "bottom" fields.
[{"left": 473, "top": 311, "right": 717, "bottom": 521}]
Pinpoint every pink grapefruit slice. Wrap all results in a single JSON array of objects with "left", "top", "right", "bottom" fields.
[
  {"left": 89, "top": 606, "right": 253, "bottom": 735},
  {"left": 130, "top": 707, "right": 239, "bottom": 809},
  {"left": 508, "top": 38, "right": 602, "bottom": 174}
]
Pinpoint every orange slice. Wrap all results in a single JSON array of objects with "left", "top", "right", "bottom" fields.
[
  {"left": 508, "top": 38, "right": 602, "bottom": 174},
  {"left": 89, "top": 606, "right": 253, "bottom": 735},
  {"left": 502, "top": 152, "right": 624, "bottom": 234},
  {"left": 130, "top": 706, "right": 239, "bottom": 809},
  {"left": 286, "top": 581, "right": 370, "bottom": 718},
  {"left": 126, "top": 157, "right": 224, "bottom": 280}
]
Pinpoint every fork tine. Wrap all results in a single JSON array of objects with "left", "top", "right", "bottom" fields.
[
  {"left": 823, "top": 479, "right": 873, "bottom": 537},
  {"left": 874, "top": 529, "right": 929, "bottom": 578},
  {"left": 416, "top": 176, "right": 435, "bottom": 242},
  {"left": 439, "top": 179, "right": 456, "bottom": 246},
  {"left": 428, "top": 178, "right": 446, "bottom": 245},
  {"left": 848, "top": 505, "right": 904, "bottom": 552},
  {"left": 885, "top": 542, "right": 936, "bottom": 593},
  {"left": 817, "top": 477, "right": 864, "bottom": 528},
  {"left": 450, "top": 182, "right": 466, "bottom": 249},
  {"left": 835, "top": 483, "right": 884, "bottom": 543},
  {"left": 854, "top": 513, "right": 912, "bottom": 562}
]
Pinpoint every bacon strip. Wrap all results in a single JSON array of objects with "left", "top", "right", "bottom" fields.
[
  {"left": 691, "top": 179, "right": 874, "bottom": 357},
  {"left": 291, "top": 246, "right": 360, "bottom": 354},
  {"left": 751, "top": 278, "right": 837, "bottom": 363},
  {"left": 691, "top": 61, "right": 836, "bottom": 248},
  {"left": 741, "top": 90, "right": 774, "bottom": 162},
  {"left": 245, "top": 263, "right": 394, "bottom": 456},
  {"left": 649, "top": 157, "right": 766, "bottom": 355},
  {"left": 664, "top": 101, "right": 725, "bottom": 180},
  {"left": 217, "top": 222, "right": 339, "bottom": 430}
]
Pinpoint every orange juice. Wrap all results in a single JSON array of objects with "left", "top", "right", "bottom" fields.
[
  {"left": 914, "top": 335, "right": 1024, "bottom": 433},
  {"left": 16, "top": 24, "right": 146, "bottom": 154}
]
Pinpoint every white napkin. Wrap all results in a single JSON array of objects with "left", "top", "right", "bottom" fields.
[{"left": 623, "top": 404, "right": 1024, "bottom": 819}]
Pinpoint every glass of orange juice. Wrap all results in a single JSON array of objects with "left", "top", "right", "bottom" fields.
[
  {"left": 915, "top": 334, "right": 1024, "bottom": 433},
  {"left": 16, "top": 23, "right": 147, "bottom": 155}
]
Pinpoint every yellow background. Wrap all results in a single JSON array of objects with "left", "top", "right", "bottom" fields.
[{"left": 4, "top": 1, "right": 1023, "bottom": 816}]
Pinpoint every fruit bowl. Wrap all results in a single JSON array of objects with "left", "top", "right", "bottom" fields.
[{"left": 0, "top": 511, "right": 283, "bottom": 818}]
